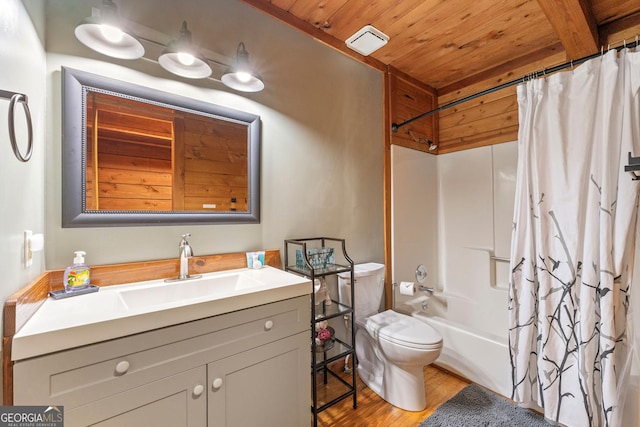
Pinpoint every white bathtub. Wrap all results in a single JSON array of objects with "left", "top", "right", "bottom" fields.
[{"left": 411, "top": 311, "right": 512, "bottom": 397}]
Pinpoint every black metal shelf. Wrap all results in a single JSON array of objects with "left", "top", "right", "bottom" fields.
[
  {"left": 312, "top": 338, "right": 354, "bottom": 370},
  {"left": 285, "top": 263, "right": 352, "bottom": 278},
  {"left": 313, "top": 299, "right": 353, "bottom": 321},
  {"left": 284, "top": 237, "right": 356, "bottom": 427},
  {"left": 313, "top": 367, "right": 356, "bottom": 413}
]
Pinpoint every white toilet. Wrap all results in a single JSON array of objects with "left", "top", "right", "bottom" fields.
[{"left": 338, "top": 263, "right": 443, "bottom": 411}]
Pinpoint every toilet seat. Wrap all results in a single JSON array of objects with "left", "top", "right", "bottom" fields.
[{"left": 364, "top": 310, "right": 443, "bottom": 350}]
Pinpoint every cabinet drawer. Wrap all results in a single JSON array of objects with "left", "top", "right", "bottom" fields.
[{"left": 13, "top": 296, "right": 309, "bottom": 409}]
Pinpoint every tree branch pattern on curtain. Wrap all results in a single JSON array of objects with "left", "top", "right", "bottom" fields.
[{"left": 509, "top": 49, "right": 640, "bottom": 427}]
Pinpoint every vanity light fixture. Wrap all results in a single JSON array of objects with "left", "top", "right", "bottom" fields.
[
  {"left": 74, "top": 0, "right": 145, "bottom": 60},
  {"left": 158, "top": 21, "right": 212, "bottom": 79},
  {"left": 221, "top": 43, "right": 265, "bottom": 93},
  {"left": 74, "top": 2, "right": 264, "bottom": 92}
]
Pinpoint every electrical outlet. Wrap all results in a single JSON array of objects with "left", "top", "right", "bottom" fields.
[{"left": 24, "top": 230, "right": 33, "bottom": 267}]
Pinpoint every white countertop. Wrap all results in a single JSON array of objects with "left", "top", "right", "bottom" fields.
[{"left": 12, "top": 266, "right": 311, "bottom": 361}]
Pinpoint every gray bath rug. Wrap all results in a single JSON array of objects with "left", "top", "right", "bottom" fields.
[{"left": 419, "top": 383, "right": 548, "bottom": 427}]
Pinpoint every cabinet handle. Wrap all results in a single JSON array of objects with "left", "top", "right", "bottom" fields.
[
  {"left": 264, "top": 320, "right": 274, "bottom": 330},
  {"left": 114, "top": 360, "right": 130, "bottom": 376},
  {"left": 193, "top": 384, "right": 204, "bottom": 397},
  {"left": 212, "top": 377, "right": 223, "bottom": 390}
]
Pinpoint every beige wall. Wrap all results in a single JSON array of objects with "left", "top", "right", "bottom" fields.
[
  {"left": 0, "top": 0, "right": 383, "bottom": 403},
  {"left": 0, "top": 0, "right": 47, "bottom": 312},
  {"left": 0, "top": 0, "right": 383, "bottom": 340},
  {"left": 0, "top": 0, "right": 47, "bottom": 402},
  {"left": 42, "top": 0, "right": 384, "bottom": 269}
]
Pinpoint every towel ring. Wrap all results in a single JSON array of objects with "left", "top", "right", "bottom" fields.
[{"left": 1, "top": 90, "right": 33, "bottom": 162}]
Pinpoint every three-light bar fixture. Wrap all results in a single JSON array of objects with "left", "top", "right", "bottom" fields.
[{"left": 74, "top": 0, "right": 264, "bottom": 92}]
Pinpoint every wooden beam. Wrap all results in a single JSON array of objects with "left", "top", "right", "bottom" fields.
[
  {"left": 383, "top": 69, "right": 393, "bottom": 310},
  {"left": 599, "top": 11, "right": 640, "bottom": 45},
  {"left": 536, "top": 0, "right": 599, "bottom": 59}
]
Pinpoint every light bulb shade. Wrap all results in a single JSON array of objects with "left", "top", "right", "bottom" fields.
[
  {"left": 158, "top": 21, "right": 211, "bottom": 79},
  {"left": 221, "top": 43, "right": 264, "bottom": 92},
  {"left": 158, "top": 52, "right": 212, "bottom": 78},
  {"left": 221, "top": 69, "right": 264, "bottom": 92},
  {"left": 74, "top": 0, "right": 144, "bottom": 60}
]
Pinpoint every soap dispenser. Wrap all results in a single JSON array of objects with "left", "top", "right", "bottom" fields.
[{"left": 64, "top": 251, "right": 91, "bottom": 292}]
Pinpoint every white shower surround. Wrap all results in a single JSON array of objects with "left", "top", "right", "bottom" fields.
[
  {"left": 391, "top": 143, "right": 516, "bottom": 398},
  {"left": 391, "top": 142, "right": 640, "bottom": 425}
]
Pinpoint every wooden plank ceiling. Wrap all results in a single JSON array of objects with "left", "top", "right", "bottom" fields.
[
  {"left": 244, "top": 0, "right": 640, "bottom": 92},
  {"left": 242, "top": 0, "right": 640, "bottom": 153}
]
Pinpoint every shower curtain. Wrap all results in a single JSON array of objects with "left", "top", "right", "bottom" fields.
[{"left": 509, "top": 49, "right": 640, "bottom": 427}]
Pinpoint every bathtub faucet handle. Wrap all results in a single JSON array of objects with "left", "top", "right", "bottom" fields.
[
  {"left": 418, "top": 285, "right": 434, "bottom": 294},
  {"left": 416, "top": 265, "right": 428, "bottom": 283}
]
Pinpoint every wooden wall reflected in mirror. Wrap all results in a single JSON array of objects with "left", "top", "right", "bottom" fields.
[
  {"left": 85, "top": 92, "right": 248, "bottom": 212},
  {"left": 62, "top": 67, "right": 260, "bottom": 227}
]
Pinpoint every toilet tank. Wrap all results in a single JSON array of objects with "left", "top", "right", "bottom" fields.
[{"left": 338, "top": 263, "right": 385, "bottom": 322}]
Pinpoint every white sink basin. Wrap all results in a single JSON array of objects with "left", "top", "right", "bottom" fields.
[
  {"left": 118, "top": 272, "right": 265, "bottom": 310},
  {"left": 12, "top": 266, "right": 311, "bottom": 361}
]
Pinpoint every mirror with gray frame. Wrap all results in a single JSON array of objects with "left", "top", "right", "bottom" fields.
[{"left": 62, "top": 67, "right": 260, "bottom": 227}]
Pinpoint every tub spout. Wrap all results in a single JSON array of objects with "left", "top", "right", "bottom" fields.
[{"left": 419, "top": 286, "right": 434, "bottom": 294}]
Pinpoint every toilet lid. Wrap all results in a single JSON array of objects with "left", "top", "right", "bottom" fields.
[{"left": 364, "top": 310, "right": 443, "bottom": 350}]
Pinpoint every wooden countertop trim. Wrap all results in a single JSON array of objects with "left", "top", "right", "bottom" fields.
[{"left": 3, "top": 249, "right": 281, "bottom": 405}]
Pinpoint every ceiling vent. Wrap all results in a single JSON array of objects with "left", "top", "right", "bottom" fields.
[{"left": 345, "top": 25, "right": 389, "bottom": 56}]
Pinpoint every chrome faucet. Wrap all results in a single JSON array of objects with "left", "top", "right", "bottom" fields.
[
  {"left": 178, "top": 234, "right": 194, "bottom": 279},
  {"left": 166, "top": 233, "right": 202, "bottom": 282}
]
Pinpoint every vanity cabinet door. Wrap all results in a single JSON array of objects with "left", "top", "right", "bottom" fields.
[
  {"left": 66, "top": 366, "right": 206, "bottom": 427},
  {"left": 208, "top": 332, "right": 309, "bottom": 427}
]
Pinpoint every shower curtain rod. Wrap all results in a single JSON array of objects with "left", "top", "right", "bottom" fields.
[{"left": 391, "top": 39, "right": 639, "bottom": 133}]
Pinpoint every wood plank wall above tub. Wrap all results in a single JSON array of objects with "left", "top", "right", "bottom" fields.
[
  {"left": 388, "top": 67, "right": 439, "bottom": 155},
  {"left": 2, "top": 249, "right": 282, "bottom": 405}
]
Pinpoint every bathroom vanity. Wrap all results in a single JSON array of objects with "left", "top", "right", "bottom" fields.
[{"left": 4, "top": 251, "right": 311, "bottom": 427}]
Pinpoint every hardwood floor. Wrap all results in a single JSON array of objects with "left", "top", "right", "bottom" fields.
[{"left": 314, "top": 364, "right": 470, "bottom": 426}]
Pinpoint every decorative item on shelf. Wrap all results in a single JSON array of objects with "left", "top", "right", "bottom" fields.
[
  {"left": 313, "top": 277, "right": 332, "bottom": 305},
  {"left": 296, "top": 247, "right": 335, "bottom": 270},
  {"left": 314, "top": 319, "right": 335, "bottom": 352}
]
